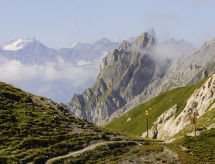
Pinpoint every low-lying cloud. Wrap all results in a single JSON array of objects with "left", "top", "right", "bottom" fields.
[
  {"left": 0, "top": 56, "right": 97, "bottom": 85},
  {"left": 152, "top": 41, "right": 195, "bottom": 59},
  {"left": 0, "top": 56, "right": 100, "bottom": 103}
]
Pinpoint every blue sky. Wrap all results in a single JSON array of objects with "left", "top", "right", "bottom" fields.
[{"left": 0, "top": 0, "right": 215, "bottom": 48}]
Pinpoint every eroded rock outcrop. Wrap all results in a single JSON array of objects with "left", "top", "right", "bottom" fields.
[{"left": 142, "top": 74, "right": 215, "bottom": 140}]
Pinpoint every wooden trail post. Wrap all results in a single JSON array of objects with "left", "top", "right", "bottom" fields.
[
  {"left": 143, "top": 109, "right": 152, "bottom": 138},
  {"left": 190, "top": 111, "right": 199, "bottom": 136}
]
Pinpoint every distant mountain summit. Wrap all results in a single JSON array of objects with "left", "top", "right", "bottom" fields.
[
  {"left": 0, "top": 37, "right": 118, "bottom": 103},
  {"left": 65, "top": 42, "right": 79, "bottom": 49},
  {"left": 94, "top": 38, "right": 113, "bottom": 45},
  {"left": 0, "top": 38, "right": 36, "bottom": 51}
]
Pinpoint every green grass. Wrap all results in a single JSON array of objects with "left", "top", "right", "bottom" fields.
[
  {"left": 131, "top": 143, "right": 163, "bottom": 157},
  {"left": 174, "top": 128, "right": 215, "bottom": 163},
  {"left": 165, "top": 143, "right": 197, "bottom": 164},
  {"left": 105, "top": 77, "right": 208, "bottom": 136},
  {"left": 0, "top": 82, "right": 123, "bottom": 163}
]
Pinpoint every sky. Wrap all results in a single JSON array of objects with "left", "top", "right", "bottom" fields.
[{"left": 0, "top": 0, "right": 215, "bottom": 48}]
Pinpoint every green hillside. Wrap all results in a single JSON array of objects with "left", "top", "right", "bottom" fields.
[
  {"left": 0, "top": 82, "right": 124, "bottom": 164},
  {"left": 1, "top": 81, "right": 214, "bottom": 164},
  {"left": 105, "top": 78, "right": 208, "bottom": 137},
  {"left": 174, "top": 128, "right": 215, "bottom": 163}
]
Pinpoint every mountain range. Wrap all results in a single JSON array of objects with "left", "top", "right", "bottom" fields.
[{"left": 0, "top": 37, "right": 118, "bottom": 103}]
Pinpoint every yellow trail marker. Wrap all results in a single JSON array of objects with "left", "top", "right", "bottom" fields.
[{"left": 143, "top": 109, "right": 152, "bottom": 138}]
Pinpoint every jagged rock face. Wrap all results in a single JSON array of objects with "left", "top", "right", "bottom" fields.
[
  {"left": 161, "top": 38, "right": 215, "bottom": 88},
  {"left": 68, "top": 33, "right": 215, "bottom": 125},
  {"left": 142, "top": 74, "right": 215, "bottom": 140},
  {"left": 68, "top": 32, "right": 163, "bottom": 124},
  {"left": 106, "top": 37, "right": 215, "bottom": 125}
]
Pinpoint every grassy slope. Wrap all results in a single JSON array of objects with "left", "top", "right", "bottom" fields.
[
  {"left": 0, "top": 82, "right": 123, "bottom": 164},
  {"left": 105, "top": 78, "right": 208, "bottom": 136},
  {"left": 174, "top": 128, "right": 215, "bottom": 163}
]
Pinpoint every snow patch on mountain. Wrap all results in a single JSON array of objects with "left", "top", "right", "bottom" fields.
[
  {"left": 65, "top": 42, "right": 78, "bottom": 49},
  {"left": 1, "top": 38, "right": 35, "bottom": 51}
]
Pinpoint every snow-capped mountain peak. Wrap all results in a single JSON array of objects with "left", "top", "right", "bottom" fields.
[
  {"left": 0, "top": 38, "right": 35, "bottom": 51},
  {"left": 64, "top": 42, "right": 78, "bottom": 49}
]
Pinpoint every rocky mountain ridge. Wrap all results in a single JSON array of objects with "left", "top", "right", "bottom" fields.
[
  {"left": 68, "top": 31, "right": 199, "bottom": 125},
  {"left": 68, "top": 32, "right": 157, "bottom": 124},
  {"left": 108, "top": 37, "right": 215, "bottom": 126}
]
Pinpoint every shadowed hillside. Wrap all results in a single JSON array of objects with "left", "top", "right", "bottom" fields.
[{"left": 0, "top": 82, "right": 125, "bottom": 163}]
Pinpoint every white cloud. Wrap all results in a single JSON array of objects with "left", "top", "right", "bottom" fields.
[
  {"left": 0, "top": 56, "right": 97, "bottom": 84},
  {"left": 77, "top": 60, "right": 92, "bottom": 66},
  {"left": 0, "top": 56, "right": 99, "bottom": 102}
]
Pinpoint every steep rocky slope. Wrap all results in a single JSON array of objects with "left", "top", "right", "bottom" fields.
[
  {"left": 107, "top": 37, "right": 215, "bottom": 126},
  {"left": 68, "top": 32, "right": 159, "bottom": 124},
  {"left": 67, "top": 31, "right": 198, "bottom": 125},
  {"left": 0, "top": 82, "right": 125, "bottom": 163},
  {"left": 144, "top": 74, "right": 215, "bottom": 140},
  {"left": 159, "top": 37, "right": 215, "bottom": 90}
]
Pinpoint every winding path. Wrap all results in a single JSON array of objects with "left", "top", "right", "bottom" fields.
[{"left": 45, "top": 141, "right": 128, "bottom": 164}]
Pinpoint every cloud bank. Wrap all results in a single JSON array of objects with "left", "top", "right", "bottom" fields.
[{"left": 0, "top": 56, "right": 100, "bottom": 103}]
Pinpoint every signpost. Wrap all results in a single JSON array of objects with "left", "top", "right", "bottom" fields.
[
  {"left": 143, "top": 109, "right": 152, "bottom": 138},
  {"left": 190, "top": 111, "right": 199, "bottom": 136}
]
